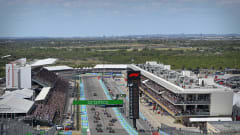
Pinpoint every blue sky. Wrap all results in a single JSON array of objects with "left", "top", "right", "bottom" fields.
[{"left": 0, "top": 0, "right": 240, "bottom": 37}]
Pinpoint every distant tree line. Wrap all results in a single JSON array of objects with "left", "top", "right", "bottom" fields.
[{"left": 0, "top": 39, "right": 240, "bottom": 77}]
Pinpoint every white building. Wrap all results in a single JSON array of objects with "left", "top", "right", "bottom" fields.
[
  {"left": 128, "top": 63, "right": 233, "bottom": 118},
  {"left": 5, "top": 58, "right": 31, "bottom": 89}
]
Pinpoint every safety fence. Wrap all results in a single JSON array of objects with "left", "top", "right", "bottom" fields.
[{"left": 0, "top": 119, "right": 56, "bottom": 135}]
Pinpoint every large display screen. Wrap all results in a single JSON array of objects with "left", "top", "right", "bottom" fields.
[{"left": 127, "top": 71, "right": 140, "bottom": 119}]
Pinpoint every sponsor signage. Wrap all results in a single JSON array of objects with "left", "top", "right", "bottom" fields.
[{"left": 73, "top": 100, "right": 123, "bottom": 105}]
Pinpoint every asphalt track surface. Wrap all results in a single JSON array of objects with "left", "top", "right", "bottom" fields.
[
  {"left": 83, "top": 76, "right": 128, "bottom": 135},
  {"left": 103, "top": 78, "right": 154, "bottom": 135}
]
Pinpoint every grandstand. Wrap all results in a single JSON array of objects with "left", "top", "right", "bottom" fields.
[
  {"left": 30, "top": 58, "right": 57, "bottom": 67},
  {"left": 35, "top": 87, "right": 51, "bottom": 102},
  {"left": 1, "top": 57, "right": 238, "bottom": 134},
  {"left": 44, "top": 65, "right": 73, "bottom": 72},
  {"left": 93, "top": 64, "right": 127, "bottom": 73},
  {"left": 0, "top": 58, "right": 71, "bottom": 135},
  {"left": 0, "top": 96, "right": 34, "bottom": 118},
  {"left": 0, "top": 88, "right": 33, "bottom": 100},
  {"left": 128, "top": 62, "right": 233, "bottom": 126},
  {"left": 32, "top": 68, "right": 58, "bottom": 87},
  {"left": 30, "top": 68, "right": 69, "bottom": 124}
]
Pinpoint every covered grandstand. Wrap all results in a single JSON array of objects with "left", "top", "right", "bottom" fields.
[
  {"left": 93, "top": 64, "right": 127, "bottom": 73},
  {"left": 35, "top": 87, "right": 51, "bottom": 102},
  {"left": 32, "top": 68, "right": 58, "bottom": 87},
  {"left": 31, "top": 69, "right": 69, "bottom": 124},
  {"left": 44, "top": 65, "right": 73, "bottom": 72},
  {"left": 0, "top": 96, "right": 34, "bottom": 117},
  {"left": 0, "top": 88, "right": 33, "bottom": 100},
  {"left": 30, "top": 58, "right": 57, "bottom": 67},
  {"left": 128, "top": 63, "right": 233, "bottom": 127}
]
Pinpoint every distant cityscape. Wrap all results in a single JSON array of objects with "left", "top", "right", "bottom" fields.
[{"left": 1, "top": 33, "right": 240, "bottom": 40}]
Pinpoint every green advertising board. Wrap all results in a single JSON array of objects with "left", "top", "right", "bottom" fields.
[
  {"left": 26, "top": 132, "right": 32, "bottom": 135},
  {"left": 73, "top": 100, "right": 123, "bottom": 105}
]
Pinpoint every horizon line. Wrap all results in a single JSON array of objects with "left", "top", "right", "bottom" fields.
[{"left": 0, "top": 33, "right": 240, "bottom": 39}]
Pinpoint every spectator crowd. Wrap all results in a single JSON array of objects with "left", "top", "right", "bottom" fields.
[
  {"left": 31, "top": 70, "right": 68, "bottom": 124},
  {"left": 32, "top": 69, "right": 58, "bottom": 87}
]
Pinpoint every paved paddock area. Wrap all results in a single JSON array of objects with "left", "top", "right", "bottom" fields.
[{"left": 115, "top": 77, "right": 200, "bottom": 132}]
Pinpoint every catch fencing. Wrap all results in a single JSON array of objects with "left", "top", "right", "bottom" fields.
[{"left": 0, "top": 119, "right": 56, "bottom": 135}]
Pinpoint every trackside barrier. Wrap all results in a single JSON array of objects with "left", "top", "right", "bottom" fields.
[
  {"left": 79, "top": 77, "right": 89, "bottom": 135},
  {"left": 113, "top": 79, "right": 169, "bottom": 135},
  {"left": 114, "top": 83, "right": 147, "bottom": 121},
  {"left": 99, "top": 79, "right": 138, "bottom": 135}
]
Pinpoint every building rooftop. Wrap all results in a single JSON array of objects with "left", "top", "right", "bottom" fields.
[
  {"left": 0, "top": 89, "right": 33, "bottom": 99},
  {"left": 0, "top": 95, "right": 34, "bottom": 113},
  {"left": 10, "top": 58, "right": 27, "bottom": 66},
  {"left": 190, "top": 117, "right": 232, "bottom": 122},
  {"left": 128, "top": 63, "right": 232, "bottom": 94},
  {"left": 44, "top": 65, "right": 73, "bottom": 71},
  {"left": 30, "top": 58, "right": 57, "bottom": 67},
  {"left": 94, "top": 64, "right": 128, "bottom": 69},
  {"left": 35, "top": 87, "right": 51, "bottom": 101}
]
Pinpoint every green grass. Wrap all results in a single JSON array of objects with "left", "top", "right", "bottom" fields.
[{"left": 0, "top": 39, "right": 240, "bottom": 77}]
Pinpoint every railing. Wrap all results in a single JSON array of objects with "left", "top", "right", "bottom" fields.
[
  {"left": 0, "top": 120, "right": 56, "bottom": 135},
  {"left": 162, "top": 95, "right": 210, "bottom": 105},
  {"left": 177, "top": 111, "right": 210, "bottom": 116},
  {"left": 182, "top": 100, "right": 210, "bottom": 105}
]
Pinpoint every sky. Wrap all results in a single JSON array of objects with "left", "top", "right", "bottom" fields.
[{"left": 0, "top": 0, "right": 240, "bottom": 37}]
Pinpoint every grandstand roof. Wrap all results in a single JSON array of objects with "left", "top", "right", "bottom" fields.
[
  {"left": 128, "top": 64, "right": 231, "bottom": 94},
  {"left": 0, "top": 96, "right": 34, "bottom": 113},
  {"left": 94, "top": 64, "right": 127, "bottom": 69},
  {"left": 35, "top": 87, "right": 51, "bottom": 101},
  {"left": 30, "top": 58, "right": 57, "bottom": 67},
  {"left": 44, "top": 65, "right": 73, "bottom": 71},
  {"left": 216, "top": 74, "right": 240, "bottom": 80},
  {"left": 0, "top": 89, "right": 33, "bottom": 99},
  {"left": 190, "top": 117, "right": 232, "bottom": 122}
]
